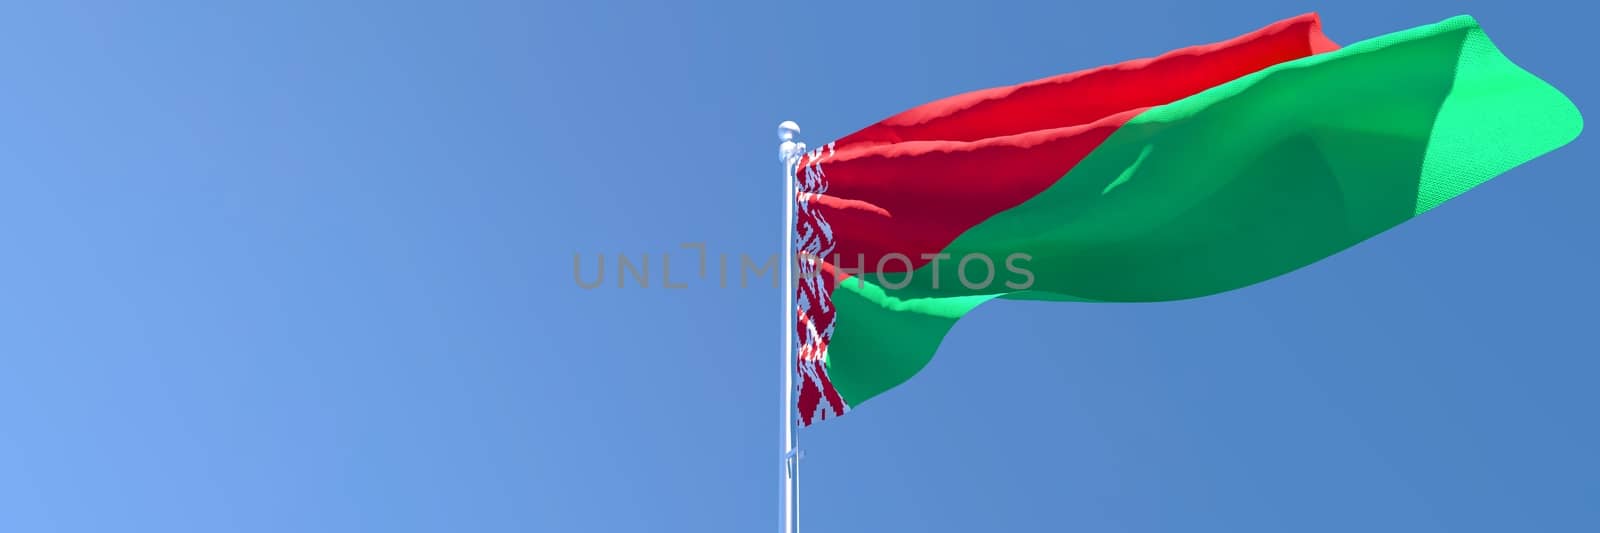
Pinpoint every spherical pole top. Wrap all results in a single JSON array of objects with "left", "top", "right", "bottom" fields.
[
  {"left": 778, "top": 121, "right": 805, "bottom": 165},
  {"left": 778, "top": 121, "right": 801, "bottom": 142}
]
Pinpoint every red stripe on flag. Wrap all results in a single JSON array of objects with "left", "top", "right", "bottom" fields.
[{"left": 807, "top": 13, "right": 1340, "bottom": 275}]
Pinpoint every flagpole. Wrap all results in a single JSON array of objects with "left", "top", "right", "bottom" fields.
[{"left": 778, "top": 120, "right": 804, "bottom": 533}]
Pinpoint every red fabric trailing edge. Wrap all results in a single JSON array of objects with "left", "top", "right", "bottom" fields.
[
  {"left": 838, "top": 13, "right": 1338, "bottom": 146},
  {"left": 811, "top": 13, "right": 1340, "bottom": 275}
]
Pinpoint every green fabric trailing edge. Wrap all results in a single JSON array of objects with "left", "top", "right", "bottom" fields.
[{"left": 1415, "top": 26, "right": 1584, "bottom": 213}]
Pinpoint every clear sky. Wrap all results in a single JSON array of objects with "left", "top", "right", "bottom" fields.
[{"left": 0, "top": 1, "right": 1594, "bottom": 531}]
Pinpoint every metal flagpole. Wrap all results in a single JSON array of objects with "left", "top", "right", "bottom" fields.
[{"left": 778, "top": 120, "right": 804, "bottom": 533}]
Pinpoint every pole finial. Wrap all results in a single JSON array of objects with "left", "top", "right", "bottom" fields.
[
  {"left": 779, "top": 121, "right": 805, "bottom": 165},
  {"left": 778, "top": 120, "right": 800, "bottom": 141}
]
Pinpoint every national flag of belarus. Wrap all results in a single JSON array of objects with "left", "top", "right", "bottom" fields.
[{"left": 793, "top": 13, "right": 1582, "bottom": 426}]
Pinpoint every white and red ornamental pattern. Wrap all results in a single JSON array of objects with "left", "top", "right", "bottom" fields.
[{"left": 795, "top": 143, "right": 847, "bottom": 426}]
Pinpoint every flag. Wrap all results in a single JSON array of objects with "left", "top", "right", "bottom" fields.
[{"left": 793, "top": 13, "right": 1582, "bottom": 426}]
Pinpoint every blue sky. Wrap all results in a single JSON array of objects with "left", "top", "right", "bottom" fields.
[{"left": 1, "top": 1, "right": 1594, "bottom": 531}]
